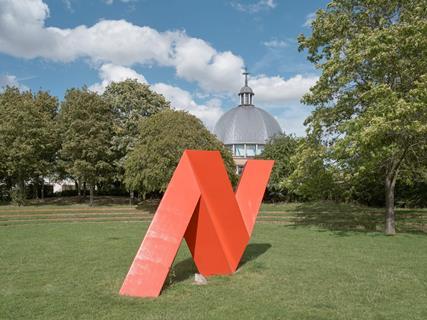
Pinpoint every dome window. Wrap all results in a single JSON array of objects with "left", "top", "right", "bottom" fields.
[
  {"left": 235, "top": 144, "right": 245, "bottom": 157},
  {"left": 256, "top": 145, "right": 264, "bottom": 155},
  {"left": 246, "top": 144, "right": 256, "bottom": 157}
]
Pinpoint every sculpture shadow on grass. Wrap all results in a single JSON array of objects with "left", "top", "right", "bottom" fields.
[
  {"left": 290, "top": 201, "right": 426, "bottom": 235},
  {"left": 238, "top": 243, "right": 272, "bottom": 269},
  {"left": 165, "top": 243, "right": 272, "bottom": 288}
]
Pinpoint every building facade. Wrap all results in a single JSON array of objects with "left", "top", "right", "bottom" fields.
[{"left": 214, "top": 71, "right": 282, "bottom": 173}]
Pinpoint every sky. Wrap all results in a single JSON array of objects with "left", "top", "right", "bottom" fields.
[{"left": 0, "top": 0, "right": 329, "bottom": 135}]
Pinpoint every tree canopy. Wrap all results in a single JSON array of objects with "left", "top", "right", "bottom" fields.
[
  {"left": 59, "top": 87, "right": 114, "bottom": 205},
  {"left": 257, "top": 134, "right": 300, "bottom": 201},
  {"left": 102, "top": 79, "right": 170, "bottom": 182},
  {"left": 0, "top": 87, "right": 59, "bottom": 204},
  {"left": 124, "top": 109, "right": 237, "bottom": 196},
  {"left": 298, "top": 0, "right": 427, "bottom": 234}
]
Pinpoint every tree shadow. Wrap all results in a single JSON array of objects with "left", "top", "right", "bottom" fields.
[
  {"left": 18, "top": 196, "right": 134, "bottom": 207},
  {"left": 0, "top": 196, "right": 161, "bottom": 210},
  {"left": 165, "top": 243, "right": 272, "bottom": 288},
  {"left": 135, "top": 199, "right": 159, "bottom": 214},
  {"left": 290, "top": 201, "right": 426, "bottom": 235}
]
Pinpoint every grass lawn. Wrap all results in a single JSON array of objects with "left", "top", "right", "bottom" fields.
[{"left": 0, "top": 201, "right": 426, "bottom": 319}]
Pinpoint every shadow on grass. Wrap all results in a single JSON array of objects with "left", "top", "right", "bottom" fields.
[
  {"left": 135, "top": 199, "right": 160, "bottom": 214},
  {"left": 0, "top": 196, "right": 161, "bottom": 210},
  {"left": 165, "top": 243, "right": 272, "bottom": 288},
  {"left": 6, "top": 196, "right": 133, "bottom": 207},
  {"left": 238, "top": 243, "right": 272, "bottom": 268},
  {"left": 42, "top": 196, "right": 160, "bottom": 211},
  {"left": 290, "top": 201, "right": 426, "bottom": 235}
]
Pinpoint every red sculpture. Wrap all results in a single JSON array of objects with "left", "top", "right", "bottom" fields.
[{"left": 120, "top": 150, "right": 274, "bottom": 298}]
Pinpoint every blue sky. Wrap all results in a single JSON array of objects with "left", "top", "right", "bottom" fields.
[{"left": 0, "top": 0, "right": 329, "bottom": 135}]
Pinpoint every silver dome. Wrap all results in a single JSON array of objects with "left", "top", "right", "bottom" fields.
[{"left": 214, "top": 105, "right": 282, "bottom": 145}]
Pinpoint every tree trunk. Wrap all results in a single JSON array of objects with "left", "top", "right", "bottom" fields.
[
  {"left": 385, "top": 174, "right": 397, "bottom": 235},
  {"left": 129, "top": 190, "right": 134, "bottom": 206},
  {"left": 83, "top": 182, "right": 87, "bottom": 200},
  {"left": 77, "top": 179, "right": 82, "bottom": 202},
  {"left": 89, "top": 185, "right": 94, "bottom": 207},
  {"left": 41, "top": 178, "right": 45, "bottom": 200},
  {"left": 34, "top": 178, "right": 39, "bottom": 199},
  {"left": 17, "top": 178, "right": 26, "bottom": 207}
]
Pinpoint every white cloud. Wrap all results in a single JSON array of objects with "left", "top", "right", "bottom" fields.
[
  {"left": 0, "top": 74, "right": 19, "bottom": 88},
  {"left": 274, "top": 103, "right": 313, "bottom": 137},
  {"left": 89, "top": 64, "right": 223, "bottom": 129},
  {"left": 0, "top": 0, "right": 316, "bottom": 102},
  {"left": 89, "top": 63, "right": 147, "bottom": 93},
  {"left": 231, "top": 0, "right": 277, "bottom": 13},
  {"left": 248, "top": 74, "right": 318, "bottom": 136},
  {"left": 152, "top": 83, "right": 224, "bottom": 129},
  {"left": 0, "top": 74, "right": 29, "bottom": 91},
  {"left": 0, "top": 0, "right": 243, "bottom": 93},
  {"left": 263, "top": 39, "right": 289, "bottom": 49},
  {"left": 0, "top": 0, "right": 318, "bottom": 134},
  {"left": 173, "top": 37, "right": 243, "bottom": 92},
  {"left": 303, "top": 12, "right": 316, "bottom": 28},
  {"left": 251, "top": 74, "right": 318, "bottom": 105}
]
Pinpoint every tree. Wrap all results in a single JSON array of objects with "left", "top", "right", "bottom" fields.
[
  {"left": 257, "top": 134, "right": 300, "bottom": 201},
  {"left": 32, "top": 91, "right": 60, "bottom": 199},
  {"left": 102, "top": 79, "right": 170, "bottom": 183},
  {"left": 0, "top": 87, "right": 35, "bottom": 201},
  {"left": 298, "top": 0, "right": 427, "bottom": 234},
  {"left": 60, "top": 88, "right": 114, "bottom": 205},
  {"left": 0, "top": 87, "right": 59, "bottom": 204},
  {"left": 124, "top": 110, "right": 237, "bottom": 197},
  {"left": 287, "top": 136, "right": 348, "bottom": 202}
]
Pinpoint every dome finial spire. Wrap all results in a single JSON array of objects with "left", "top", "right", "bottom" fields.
[
  {"left": 239, "top": 67, "right": 254, "bottom": 106},
  {"left": 243, "top": 67, "right": 250, "bottom": 86}
]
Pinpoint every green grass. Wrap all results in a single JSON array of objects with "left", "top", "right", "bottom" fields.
[
  {"left": 260, "top": 201, "right": 427, "bottom": 234},
  {"left": 1, "top": 202, "right": 426, "bottom": 319}
]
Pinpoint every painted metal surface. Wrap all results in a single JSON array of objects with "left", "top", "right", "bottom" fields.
[{"left": 120, "top": 150, "right": 274, "bottom": 298}]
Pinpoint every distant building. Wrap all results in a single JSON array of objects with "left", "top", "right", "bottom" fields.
[
  {"left": 214, "top": 70, "right": 282, "bottom": 173},
  {"left": 44, "top": 177, "right": 76, "bottom": 194}
]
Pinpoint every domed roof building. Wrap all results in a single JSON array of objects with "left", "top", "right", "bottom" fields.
[{"left": 214, "top": 70, "right": 282, "bottom": 173}]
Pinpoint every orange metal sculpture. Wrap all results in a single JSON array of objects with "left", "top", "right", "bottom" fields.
[{"left": 120, "top": 150, "right": 274, "bottom": 298}]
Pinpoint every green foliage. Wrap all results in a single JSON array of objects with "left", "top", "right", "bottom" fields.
[
  {"left": 103, "top": 79, "right": 170, "bottom": 133},
  {"left": 103, "top": 79, "right": 171, "bottom": 182},
  {"left": 287, "top": 138, "right": 345, "bottom": 201},
  {"left": 258, "top": 134, "right": 300, "bottom": 201},
  {"left": 124, "top": 110, "right": 237, "bottom": 195},
  {"left": 59, "top": 88, "right": 114, "bottom": 191},
  {"left": 298, "top": 0, "right": 427, "bottom": 231},
  {"left": 0, "top": 87, "right": 59, "bottom": 199},
  {"left": 298, "top": 0, "right": 427, "bottom": 179},
  {"left": 32, "top": 90, "right": 61, "bottom": 179}
]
